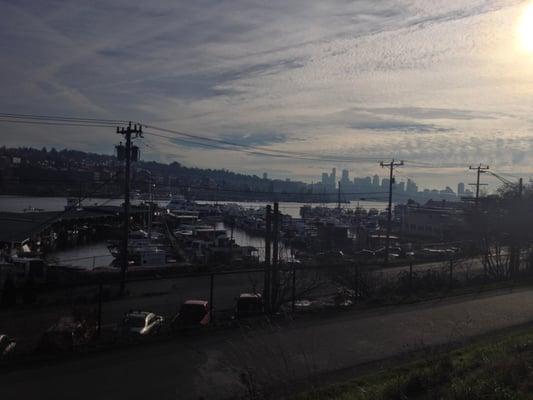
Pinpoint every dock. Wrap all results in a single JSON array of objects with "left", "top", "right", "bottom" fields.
[{"left": 0, "top": 206, "right": 147, "bottom": 252}]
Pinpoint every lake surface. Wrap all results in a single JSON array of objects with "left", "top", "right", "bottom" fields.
[
  {"left": 0, "top": 195, "right": 389, "bottom": 218},
  {"left": 0, "top": 196, "right": 388, "bottom": 268}
]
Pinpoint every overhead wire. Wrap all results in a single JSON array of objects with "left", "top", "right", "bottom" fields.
[
  {"left": 143, "top": 130, "right": 384, "bottom": 164},
  {"left": 0, "top": 118, "right": 118, "bottom": 128},
  {"left": 0, "top": 112, "right": 446, "bottom": 166},
  {"left": 0, "top": 111, "right": 476, "bottom": 169},
  {"left": 0, "top": 112, "right": 128, "bottom": 124},
  {"left": 143, "top": 123, "right": 387, "bottom": 162}
]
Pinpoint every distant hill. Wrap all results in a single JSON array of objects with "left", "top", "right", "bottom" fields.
[{"left": 0, "top": 146, "right": 316, "bottom": 201}]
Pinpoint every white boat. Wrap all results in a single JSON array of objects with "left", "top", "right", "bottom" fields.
[{"left": 129, "top": 245, "right": 168, "bottom": 266}]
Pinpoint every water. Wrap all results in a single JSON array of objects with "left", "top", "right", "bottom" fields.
[
  {"left": 0, "top": 195, "right": 169, "bottom": 213},
  {"left": 0, "top": 196, "right": 387, "bottom": 267},
  {"left": 0, "top": 195, "right": 389, "bottom": 216}
]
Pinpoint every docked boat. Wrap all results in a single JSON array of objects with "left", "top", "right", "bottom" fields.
[
  {"left": 107, "top": 230, "right": 173, "bottom": 267},
  {"left": 173, "top": 225, "right": 258, "bottom": 265}
]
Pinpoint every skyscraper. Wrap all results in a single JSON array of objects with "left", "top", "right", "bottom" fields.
[
  {"left": 372, "top": 174, "right": 379, "bottom": 187},
  {"left": 457, "top": 182, "right": 465, "bottom": 196},
  {"left": 406, "top": 178, "right": 418, "bottom": 194},
  {"left": 329, "top": 168, "right": 337, "bottom": 190},
  {"left": 322, "top": 172, "right": 329, "bottom": 186},
  {"left": 398, "top": 181, "right": 405, "bottom": 192},
  {"left": 341, "top": 169, "right": 350, "bottom": 184}
]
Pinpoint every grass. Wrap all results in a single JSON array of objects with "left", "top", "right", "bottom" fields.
[{"left": 295, "top": 329, "right": 533, "bottom": 400}]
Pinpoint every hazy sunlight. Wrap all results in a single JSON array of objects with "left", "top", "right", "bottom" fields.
[{"left": 518, "top": 2, "right": 533, "bottom": 53}]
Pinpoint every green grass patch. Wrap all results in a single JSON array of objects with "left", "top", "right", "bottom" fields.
[{"left": 296, "top": 330, "right": 533, "bottom": 400}]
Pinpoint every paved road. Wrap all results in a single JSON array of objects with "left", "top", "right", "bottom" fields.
[
  {"left": 0, "top": 256, "right": 488, "bottom": 351},
  {"left": 3, "top": 286, "right": 533, "bottom": 400}
]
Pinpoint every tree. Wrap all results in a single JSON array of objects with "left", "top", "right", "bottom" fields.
[{"left": 466, "top": 182, "right": 533, "bottom": 279}]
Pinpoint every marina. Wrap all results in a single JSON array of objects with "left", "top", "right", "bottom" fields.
[{"left": 0, "top": 195, "right": 390, "bottom": 269}]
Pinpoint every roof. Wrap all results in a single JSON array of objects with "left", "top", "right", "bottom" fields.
[
  {"left": 239, "top": 293, "right": 262, "bottom": 299},
  {"left": 0, "top": 206, "right": 145, "bottom": 243},
  {"left": 125, "top": 310, "right": 151, "bottom": 317},
  {"left": 183, "top": 300, "right": 208, "bottom": 306}
]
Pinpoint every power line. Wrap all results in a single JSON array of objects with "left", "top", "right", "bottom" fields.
[
  {"left": 143, "top": 124, "right": 387, "bottom": 163},
  {"left": 0, "top": 118, "right": 117, "bottom": 128},
  {"left": 0, "top": 113, "right": 128, "bottom": 124},
  {"left": 0, "top": 112, "right": 439, "bottom": 165},
  {"left": 0, "top": 111, "right": 475, "bottom": 169},
  {"left": 143, "top": 130, "right": 384, "bottom": 164}
]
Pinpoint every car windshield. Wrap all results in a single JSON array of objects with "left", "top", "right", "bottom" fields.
[
  {"left": 124, "top": 315, "right": 146, "bottom": 328},
  {"left": 237, "top": 298, "right": 261, "bottom": 312},
  {"left": 180, "top": 304, "right": 206, "bottom": 321}
]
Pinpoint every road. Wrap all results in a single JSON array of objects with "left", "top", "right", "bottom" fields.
[
  {"left": 3, "top": 286, "right": 533, "bottom": 399},
  {"left": 0, "top": 256, "right": 487, "bottom": 351}
]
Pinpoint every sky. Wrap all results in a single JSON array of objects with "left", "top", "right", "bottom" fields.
[{"left": 1, "top": 0, "right": 533, "bottom": 190}]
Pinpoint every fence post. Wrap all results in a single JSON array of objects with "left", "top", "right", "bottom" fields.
[
  {"left": 409, "top": 262, "right": 413, "bottom": 294},
  {"left": 209, "top": 273, "right": 214, "bottom": 321},
  {"left": 449, "top": 258, "right": 453, "bottom": 288},
  {"left": 353, "top": 263, "right": 359, "bottom": 299},
  {"left": 97, "top": 281, "right": 103, "bottom": 339},
  {"left": 291, "top": 264, "right": 296, "bottom": 313},
  {"left": 483, "top": 254, "right": 488, "bottom": 282}
]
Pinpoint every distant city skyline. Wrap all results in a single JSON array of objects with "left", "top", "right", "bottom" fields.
[{"left": 312, "top": 168, "right": 474, "bottom": 201}]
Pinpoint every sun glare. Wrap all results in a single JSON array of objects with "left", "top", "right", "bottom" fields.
[{"left": 518, "top": 2, "right": 533, "bottom": 53}]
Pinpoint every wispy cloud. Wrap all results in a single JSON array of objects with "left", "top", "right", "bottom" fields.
[{"left": 0, "top": 0, "right": 530, "bottom": 188}]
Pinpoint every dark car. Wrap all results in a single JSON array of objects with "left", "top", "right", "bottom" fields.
[
  {"left": 171, "top": 300, "right": 210, "bottom": 331},
  {"left": 233, "top": 293, "right": 264, "bottom": 319}
]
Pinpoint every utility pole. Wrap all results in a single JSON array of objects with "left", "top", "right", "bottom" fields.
[
  {"left": 511, "top": 177, "right": 524, "bottom": 276},
  {"left": 469, "top": 164, "right": 489, "bottom": 207},
  {"left": 380, "top": 159, "right": 404, "bottom": 265},
  {"left": 117, "top": 122, "right": 143, "bottom": 296},
  {"left": 264, "top": 205, "right": 272, "bottom": 312},
  {"left": 271, "top": 202, "right": 280, "bottom": 311}
]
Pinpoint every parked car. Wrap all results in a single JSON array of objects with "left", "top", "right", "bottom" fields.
[
  {"left": 233, "top": 293, "right": 264, "bottom": 320},
  {"left": 40, "top": 316, "right": 96, "bottom": 352},
  {"left": 121, "top": 310, "right": 164, "bottom": 336},
  {"left": 171, "top": 300, "right": 210, "bottom": 332},
  {"left": 0, "top": 334, "right": 16, "bottom": 359}
]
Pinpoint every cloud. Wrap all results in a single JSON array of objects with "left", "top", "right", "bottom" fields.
[
  {"left": 357, "top": 107, "right": 500, "bottom": 121},
  {"left": 219, "top": 132, "right": 291, "bottom": 146},
  {"left": 348, "top": 120, "right": 452, "bottom": 133},
  {"left": 0, "top": 0, "right": 531, "bottom": 189}
]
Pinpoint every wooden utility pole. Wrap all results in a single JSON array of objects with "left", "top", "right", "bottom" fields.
[
  {"left": 469, "top": 164, "right": 489, "bottom": 207},
  {"left": 510, "top": 177, "right": 524, "bottom": 276},
  {"left": 264, "top": 205, "right": 272, "bottom": 312},
  {"left": 271, "top": 202, "right": 280, "bottom": 311},
  {"left": 117, "top": 122, "right": 143, "bottom": 296},
  {"left": 380, "top": 159, "right": 404, "bottom": 265}
]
